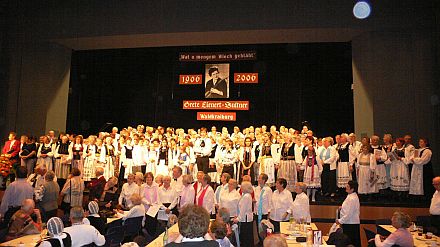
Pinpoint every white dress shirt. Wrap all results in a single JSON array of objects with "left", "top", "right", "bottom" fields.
[
  {"left": 171, "top": 175, "right": 184, "bottom": 195},
  {"left": 193, "top": 137, "right": 212, "bottom": 156},
  {"left": 118, "top": 182, "right": 140, "bottom": 208},
  {"left": 254, "top": 185, "right": 272, "bottom": 215},
  {"left": 291, "top": 192, "right": 311, "bottom": 222},
  {"left": 219, "top": 189, "right": 241, "bottom": 217},
  {"left": 339, "top": 192, "right": 360, "bottom": 224},
  {"left": 238, "top": 193, "right": 253, "bottom": 222},
  {"left": 215, "top": 183, "right": 228, "bottom": 205},
  {"left": 269, "top": 189, "right": 293, "bottom": 221},
  {"left": 430, "top": 191, "right": 440, "bottom": 215},
  {"left": 64, "top": 223, "right": 106, "bottom": 247},
  {"left": 196, "top": 185, "right": 215, "bottom": 214},
  {"left": 180, "top": 185, "right": 195, "bottom": 208},
  {"left": 158, "top": 185, "right": 178, "bottom": 210}
]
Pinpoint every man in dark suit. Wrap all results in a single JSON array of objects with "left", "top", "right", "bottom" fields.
[
  {"left": 87, "top": 167, "right": 106, "bottom": 201},
  {"left": 205, "top": 66, "right": 228, "bottom": 98}
]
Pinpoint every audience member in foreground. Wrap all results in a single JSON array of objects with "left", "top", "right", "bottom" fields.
[
  {"left": 374, "top": 212, "right": 414, "bottom": 247},
  {"left": 6, "top": 199, "right": 42, "bottom": 241},
  {"left": 37, "top": 217, "right": 72, "bottom": 247},
  {"left": 165, "top": 204, "right": 219, "bottom": 247},
  {"left": 210, "top": 220, "right": 234, "bottom": 247},
  {"left": 430, "top": 176, "right": 440, "bottom": 232},
  {"left": 64, "top": 206, "right": 106, "bottom": 247},
  {"left": 263, "top": 234, "right": 288, "bottom": 247}
]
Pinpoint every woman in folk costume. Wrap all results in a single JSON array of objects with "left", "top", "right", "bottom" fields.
[
  {"left": 386, "top": 138, "right": 410, "bottom": 197},
  {"left": 355, "top": 144, "right": 377, "bottom": 196},
  {"left": 370, "top": 135, "right": 388, "bottom": 195},
  {"left": 336, "top": 134, "right": 352, "bottom": 192},
  {"left": 409, "top": 138, "right": 434, "bottom": 198},
  {"left": 156, "top": 139, "right": 169, "bottom": 176},
  {"left": 168, "top": 138, "right": 179, "bottom": 169},
  {"left": 238, "top": 137, "right": 256, "bottom": 184},
  {"left": 70, "top": 135, "right": 85, "bottom": 174},
  {"left": 37, "top": 136, "right": 54, "bottom": 171},
  {"left": 94, "top": 138, "right": 106, "bottom": 178},
  {"left": 381, "top": 134, "right": 395, "bottom": 189},
  {"left": 258, "top": 133, "right": 277, "bottom": 186},
  {"left": 83, "top": 135, "right": 97, "bottom": 182},
  {"left": 54, "top": 136, "right": 71, "bottom": 180},
  {"left": 302, "top": 146, "right": 322, "bottom": 202},
  {"left": 176, "top": 145, "right": 191, "bottom": 175},
  {"left": 119, "top": 136, "right": 134, "bottom": 179},
  {"left": 102, "top": 136, "right": 116, "bottom": 180},
  {"left": 276, "top": 134, "right": 297, "bottom": 192},
  {"left": 208, "top": 137, "right": 219, "bottom": 183}
]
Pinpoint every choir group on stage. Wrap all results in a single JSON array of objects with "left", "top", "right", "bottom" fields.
[{"left": 0, "top": 124, "right": 435, "bottom": 246}]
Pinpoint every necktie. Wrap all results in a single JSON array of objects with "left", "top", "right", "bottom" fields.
[{"left": 258, "top": 186, "right": 265, "bottom": 227}]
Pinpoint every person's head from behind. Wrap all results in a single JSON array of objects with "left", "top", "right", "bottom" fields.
[
  {"left": 71, "top": 167, "right": 81, "bottom": 177},
  {"left": 216, "top": 207, "right": 231, "bottom": 224},
  {"left": 21, "top": 199, "right": 35, "bottom": 214},
  {"left": 70, "top": 206, "right": 85, "bottom": 224},
  {"left": 45, "top": 170, "right": 55, "bottom": 182},
  {"left": 391, "top": 211, "right": 411, "bottom": 229},
  {"left": 210, "top": 220, "right": 227, "bottom": 240},
  {"left": 178, "top": 205, "right": 210, "bottom": 239},
  {"left": 263, "top": 234, "right": 288, "bottom": 247},
  {"left": 130, "top": 194, "right": 142, "bottom": 207},
  {"left": 95, "top": 167, "right": 104, "bottom": 177},
  {"left": 47, "top": 217, "right": 64, "bottom": 237},
  {"left": 16, "top": 166, "right": 28, "bottom": 179}
]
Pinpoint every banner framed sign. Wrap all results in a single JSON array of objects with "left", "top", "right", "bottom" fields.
[
  {"left": 183, "top": 100, "right": 249, "bottom": 110},
  {"left": 197, "top": 112, "right": 236, "bottom": 121}
]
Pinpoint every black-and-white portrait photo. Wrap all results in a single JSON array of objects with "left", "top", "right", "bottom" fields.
[{"left": 205, "top": 64, "right": 229, "bottom": 98}]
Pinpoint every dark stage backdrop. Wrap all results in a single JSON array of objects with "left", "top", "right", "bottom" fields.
[{"left": 67, "top": 43, "right": 353, "bottom": 137}]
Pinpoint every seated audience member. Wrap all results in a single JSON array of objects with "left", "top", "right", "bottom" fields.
[
  {"left": 37, "top": 217, "right": 72, "bottom": 247},
  {"left": 7, "top": 199, "right": 42, "bottom": 240},
  {"left": 98, "top": 176, "right": 119, "bottom": 209},
  {"left": 374, "top": 212, "right": 414, "bottom": 247},
  {"left": 165, "top": 204, "right": 218, "bottom": 246},
  {"left": 39, "top": 170, "right": 60, "bottom": 222},
  {"left": 87, "top": 167, "right": 106, "bottom": 201},
  {"left": 118, "top": 173, "right": 140, "bottom": 209},
  {"left": 115, "top": 194, "right": 145, "bottom": 221},
  {"left": 210, "top": 220, "right": 234, "bottom": 247},
  {"left": 291, "top": 182, "right": 311, "bottom": 222},
  {"left": 86, "top": 201, "right": 106, "bottom": 235},
  {"left": 64, "top": 206, "right": 106, "bottom": 247},
  {"left": 430, "top": 176, "right": 440, "bottom": 232},
  {"left": 263, "top": 234, "right": 288, "bottom": 247},
  {"left": 0, "top": 166, "right": 33, "bottom": 224},
  {"left": 216, "top": 207, "right": 238, "bottom": 247}
]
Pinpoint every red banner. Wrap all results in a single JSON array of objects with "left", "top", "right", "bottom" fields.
[
  {"left": 197, "top": 112, "right": 236, "bottom": 121},
  {"left": 179, "top": 75, "right": 202, "bottom": 84},
  {"left": 234, "top": 73, "right": 259, "bottom": 84},
  {"left": 183, "top": 100, "right": 249, "bottom": 110}
]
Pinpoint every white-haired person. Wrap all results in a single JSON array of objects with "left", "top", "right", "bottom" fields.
[
  {"left": 219, "top": 179, "right": 241, "bottom": 217},
  {"left": 335, "top": 133, "right": 352, "bottom": 194},
  {"left": 64, "top": 207, "right": 106, "bottom": 247},
  {"left": 6, "top": 199, "right": 42, "bottom": 241},
  {"left": 276, "top": 134, "right": 297, "bottom": 192},
  {"left": 291, "top": 182, "right": 311, "bottom": 222},
  {"left": 115, "top": 194, "right": 145, "bottom": 222},
  {"left": 158, "top": 175, "right": 179, "bottom": 216},
  {"left": 37, "top": 217, "right": 72, "bottom": 247},
  {"left": 374, "top": 212, "right": 413, "bottom": 247},
  {"left": 317, "top": 137, "right": 338, "bottom": 197},
  {"left": 118, "top": 173, "right": 140, "bottom": 209},
  {"left": 233, "top": 181, "right": 254, "bottom": 247},
  {"left": 179, "top": 174, "right": 195, "bottom": 209}
]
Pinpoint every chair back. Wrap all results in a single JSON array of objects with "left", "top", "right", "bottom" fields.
[
  {"left": 123, "top": 216, "right": 144, "bottom": 236},
  {"left": 106, "top": 218, "right": 123, "bottom": 234},
  {"left": 375, "top": 219, "right": 392, "bottom": 236},
  {"left": 105, "top": 225, "right": 125, "bottom": 247}
]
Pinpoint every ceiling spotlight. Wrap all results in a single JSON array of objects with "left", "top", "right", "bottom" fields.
[{"left": 353, "top": 1, "right": 371, "bottom": 19}]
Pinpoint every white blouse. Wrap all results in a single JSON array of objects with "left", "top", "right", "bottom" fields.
[
  {"left": 237, "top": 193, "right": 253, "bottom": 222},
  {"left": 219, "top": 189, "right": 241, "bottom": 217},
  {"left": 339, "top": 192, "right": 360, "bottom": 224},
  {"left": 269, "top": 189, "right": 293, "bottom": 221}
]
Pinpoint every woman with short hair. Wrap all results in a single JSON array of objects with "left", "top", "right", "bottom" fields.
[
  {"left": 291, "top": 182, "right": 311, "bottom": 222},
  {"left": 336, "top": 180, "right": 360, "bottom": 247},
  {"left": 374, "top": 212, "right": 414, "bottom": 247},
  {"left": 179, "top": 175, "right": 195, "bottom": 209},
  {"left": 40, "top": 171, "right": 60, "bottom": 221},
  {"left": 166, "top": 205, "right": 218, "bottom": 246},
  {"left": 269, "top": 178, "right": 293, "bottom": 233},
  {"left": 233, "top": 181, "right": 254, "bottom": 247}
]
